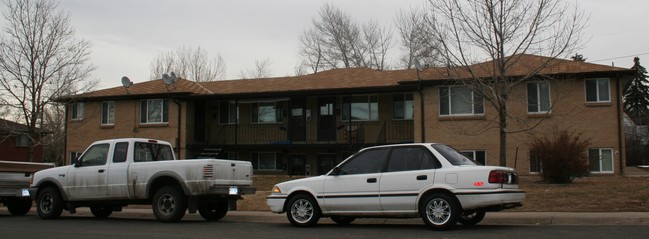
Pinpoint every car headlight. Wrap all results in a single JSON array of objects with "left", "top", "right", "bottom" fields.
[{"left": 272, "top": 186, "right": 281, "bottom": 194}]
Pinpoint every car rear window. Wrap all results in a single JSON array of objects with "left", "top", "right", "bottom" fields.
[{"left": 431, "top": 144, "right": 480, "bottom": 166}]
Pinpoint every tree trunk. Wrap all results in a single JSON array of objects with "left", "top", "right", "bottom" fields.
[{"left": 499, "top": 103, "right": 508, "bottom": 167}]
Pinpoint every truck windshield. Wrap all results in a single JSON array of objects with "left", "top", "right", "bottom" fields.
[
  {"left": 134, "top": 142, "right": 174, "bottom": 162},
  {"left": 431, "top": 144, "right": 480, "bottom": 166}
]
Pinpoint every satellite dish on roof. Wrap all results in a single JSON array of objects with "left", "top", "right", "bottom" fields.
[
  {"left": 121, "top": 76, "right": 133, "bottom": 88},
  {"left": 414, "top": 59, "right": 424, "bottom": 72},
  {"left": 162, "top": 72, "right": 176, "bottom": 85}
]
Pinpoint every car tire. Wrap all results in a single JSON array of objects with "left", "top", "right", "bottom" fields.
[
  {"left": 90, "top": 206, "right": 114, "bottom": 218},
  {"left": 198, "top": 200, "right": 229, "bottom": 221},
  {"left": 419, "top": 193, "right": 460, "bottom": 230},
  {"left": 286, "top": 194, "right": 321, "bottom": 227},
  {"left": 6, "top": 198, "right": 32, "bottom": 216},
  {"left": 458, "top": 209, "right": 486, "bottom": 226},
  {"left": 36, "top": 187, "right": 64, "bottom": 219},
  {"left": 152, "top": 185, "right": 187, "bottom": 222},
  {"left": 330, "top": 216, "right": 355, "bottom": 225}
]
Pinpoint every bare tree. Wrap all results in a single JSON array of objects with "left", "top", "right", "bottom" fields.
[
  {"left": 395, "top": 8, "right": 441, "bottom": 69},
  {"left": 240, "top": 58, "right": 273, "bottom": 79},
  {"left": 298, "top": 3, "right": 393, "bottom": 73},
  {"left": 150, "top": 46, "right": 227, "bottom": 82},
  {"left": 424, "top": 0, "right": 586, "bottom": 166},
  {"left": 0, "top": 0, "right": 96, "bottom": 162}
]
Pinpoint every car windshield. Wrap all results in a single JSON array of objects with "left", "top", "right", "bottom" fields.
[{"left": 431, "top": 144, "right": 480, "bottom": 166}]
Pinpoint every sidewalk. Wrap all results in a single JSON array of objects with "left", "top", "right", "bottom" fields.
[{"left": 60, "top": 208, "right": 649, "bottom": 225}]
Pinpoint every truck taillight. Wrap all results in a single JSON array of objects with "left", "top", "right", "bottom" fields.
[
  {"left": 488, "top": 170, "right": 518, "bottom": 184},
  {"left": 203, "top": 165, "right": 214, "bottom": 178}
]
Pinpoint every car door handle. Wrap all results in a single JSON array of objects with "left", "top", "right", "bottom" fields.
[
  {"left": 367, "top": 178, "right": 377, "bottom": 183},
  {"left": 416, "top": 175, "right": 427, "bottom": 180},
  {"left": 98, "top": 169, "right": 105, "bottom": 173}
]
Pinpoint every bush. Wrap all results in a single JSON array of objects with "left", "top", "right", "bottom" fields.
[{"left": 529, "top": 128, "right": 590, "bottom": 183}]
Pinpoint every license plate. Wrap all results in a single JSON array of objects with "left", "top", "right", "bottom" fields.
[
  {"left": 229, "top": 186, "right": 238, "bottom": 195},
  {"left": 21, "top": 189, "right": 30, "bottom": 197}
]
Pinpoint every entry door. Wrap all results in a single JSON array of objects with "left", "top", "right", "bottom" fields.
[
  {"left": 288, "top": 155, "right": 306, "bottom": 176},
  {"left": 289, "top": 98, "right": 306, "bottom": 142},
  {"left": 317, "top": 97, "right": 336, "bottom": 141}
]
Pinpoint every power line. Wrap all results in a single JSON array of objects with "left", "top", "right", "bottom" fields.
[{"left": 590, "top": 52, "right": 649, "bottom": 63}]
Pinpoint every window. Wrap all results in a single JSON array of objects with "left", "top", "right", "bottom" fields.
[
  {"left": 15, "top": 134, "right": 29, "bottom": 147},
  {"left": 527, "top": 81, "right": 551, "bottom": 113},
  {"left": 140, "top": 99, "right": 168, "bottom": 124},
  {"left": 529, "top": 151, "right": 541, "bottom": 173},
  {"left": 112, "top": 142, "right": 128, "bottom": 163},
  {"left": 71, "top": 102, "right": 84, "bottom": 120},
  {"left": 339, "top": 148, "right": 389, "bottom": 175},
  {"left": 251, "top": 102, "right": 283, "bottom": 123},
  {"left": 585, "top": 78, "right": 610, "bottom": 103},
  {"left": 393, "top": 93, "right": 414, "bottom": 120},
  {"left": 251, "top": 152, "right": 278, "bottom": 170},
  {"left": 460, "top": 150, "right": 486, "bottom": 165},
  {"left": 342, "top": 95, "right": 379, "bottom": 121},
  {"left": 78, "top": 143, "right": 110, "bottom": 166},
  {"left": 588, "top": 148, "right": 613, "bottom": 173},
  {"left": 101, "top": 101, "right": 115, "bottom": 125},
  {"left": 386, "top": 146, "right": 439, "bottom": 172},
  {"left": 432, "top": 144, "right": 480, "bottom": 166},
  {"left": 133, "top": 142, "right": 174, "bottom": 162},
  {"left": 219, "top": 101, "right": 239, "bottom": 124},
  {"left": 439, "top": 86, "right": 484, "bottom": 115}
]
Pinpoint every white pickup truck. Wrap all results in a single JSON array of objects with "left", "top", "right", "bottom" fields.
[{"left": 29, "top": 138, "right": 255, "bottom": 222}]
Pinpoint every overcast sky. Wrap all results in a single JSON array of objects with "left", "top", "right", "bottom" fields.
[{"left": 50, "top": 0, "right": 649, "bottom": 88}]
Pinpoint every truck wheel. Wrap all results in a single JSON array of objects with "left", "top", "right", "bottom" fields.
[
  {"left": 419, "top": 193, "right": 460, "bottom": 230},
  {"left": 198, "top": 200, "right": 229, "bottom": 221},
  {"left": 458, "top": 209, "right": 486, "bottom": 226},
  {"left": 6, "top": 198, "right": 32, "bottom": 215},
  {"left": 90, "top": 206, "right": 114, "bottom": 218},
  {"left": 152, "top": 186, "right": 187, "bottom": 222},
  {"left": 286, "top": 194, "right": 321, "bottom": 227},
  {"left": 36, "top": 187, "right": 64, "bottom": 219}
]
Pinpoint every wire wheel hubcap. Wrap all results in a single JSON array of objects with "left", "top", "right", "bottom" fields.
[
  {"left": 426, "top": 198, "right": 451, "bottom": 225},
  {"left": 290, "top": 199, "right": 313, "bottom": 223}
]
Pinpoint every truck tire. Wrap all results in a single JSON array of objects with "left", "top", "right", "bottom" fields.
[
  {"left": 6, "top": 198, "right": 32, "bottom": 215},
  {"left": 152, "top": 185, "right": 187, "bottom": 222},
  {"left": 36, "top": 187, "right": 64, "bottom": 219},
  {"left": 419, "top": 193, "right": 460, "bottom": 230},
  {"left": 198, "top": 200, "right": 229, "bottom": 221},
  {"left": 90, "top": 206, "right": 114, "bottom": 218}
]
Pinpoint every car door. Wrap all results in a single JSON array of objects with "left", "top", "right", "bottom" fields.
[
  {"left": 322, "top": 147, "right": 389, "bottom": 213},
  {"left": 66, "top": 143, "right": 111, "bottom": 200},
  {"left": 379, "top": 146, "right": 440, "bottom": 212}
]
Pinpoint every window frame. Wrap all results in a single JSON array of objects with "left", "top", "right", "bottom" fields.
[
  {"left": 219, "top": 101, "right": 239, "bottom": 125},
  {"left": 251, "top": 102, "right": 283, "bottom": 124},
  {"left": 140, "top": 99, "right": 169, "bottom": 124},
  {"left": 101, "top": 101, "right": 115, "bottom": 125},
  {"left": 460, "top": 150, "right": 487, "bottom": 166},
  {"left": 527, "top": 81, "right": 552, "bottom": 114},
  {"left": 585, "top": 78, "right": 611, "bottom": 103},
  {"left": 588, "top": 148, "right": 614, "bottom": 173},
  {"left": 529, "top": 150, "right": 542, "bottom": 174},
  {"left": 392, "top": 93, "right": 414, "bottom": 120},
  {"left": 252, "top": 152, "right": 278, "bottom": 171},
  {"left": 342, "top": 95, "right": 379, "bottom": 121},
  {"left": 71, "top": 102, "right": 84, "bottom": 120},
  {"left": 439, "top": 86, "right": 484, "bottom": 116}
]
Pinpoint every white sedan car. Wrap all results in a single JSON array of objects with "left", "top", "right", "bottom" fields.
[{"left": 267, "top": 143, "right": 525, "bottom": 230}]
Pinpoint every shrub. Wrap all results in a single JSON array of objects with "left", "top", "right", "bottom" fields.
[{"left": 529, "top": 128, "right": 590, "bottom": 183}]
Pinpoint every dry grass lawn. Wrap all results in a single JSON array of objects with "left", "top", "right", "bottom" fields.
[{"left": 237, "top": 175, "right": 649, "bottom": 212}]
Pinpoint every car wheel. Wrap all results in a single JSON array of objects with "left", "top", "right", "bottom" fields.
[
  {"left": 152, "top": 185, "right": 187, "bottom": 222},
  {"left": 198, "top": 200, "right": 229, "bottom": 221},
  {"left": 6, "top": 198, "right": 32, "bottom": 216},
  {"left": 286, "top": 194, "right": 321, "bottom": 227},
  {"left": 36, "top": 187, "right": 64, "bottom": 219},
  {"left": 419, "top": 193, "right": 460, "bottom": 230},
  {"left": 90, "top": 206, "right": 114, "bottom": 218},
  {"left": 458, "top": 209, "right": 486, "bottom": 226},
  {"left": 330, "top": 216, "right": 355, "bottom": 225}
]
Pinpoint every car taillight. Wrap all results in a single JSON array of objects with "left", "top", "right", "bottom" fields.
[{"left": 488, "top": 170, "right": 518, "bottom": 184}]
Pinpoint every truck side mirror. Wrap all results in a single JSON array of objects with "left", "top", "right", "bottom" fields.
[{"left": 73, "top": 158, "right": 81, "bottom": 167}]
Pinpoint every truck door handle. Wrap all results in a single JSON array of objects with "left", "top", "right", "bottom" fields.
[
  {"left": 367, "top": 178, "right": 377, "bottom": 183},
  {"left": 416, "top": 175, "right": 427, "bottom": 180},
  {"left": 98, "top": 169, "right": 105, "bottom": 173}
]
